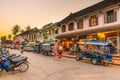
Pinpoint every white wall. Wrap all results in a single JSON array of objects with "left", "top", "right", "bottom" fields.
[{"left": 58, "top": 6, "right": 120, "bottom": 35}]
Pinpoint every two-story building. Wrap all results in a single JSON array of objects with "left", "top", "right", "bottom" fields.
[
  {"left": 14, "top": 27, "right": 40, "bottom": 44},
  {"left": 56, "top": 0, "right": 120, "bottom": 53},
  {"left": 39, "top": 22, "right": 59, "bottom": 42}
]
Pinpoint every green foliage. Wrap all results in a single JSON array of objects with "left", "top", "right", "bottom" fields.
[
  {"left": 8, "top": 34, "right": 12, "bottom": 40},
  {"left": 25, "top": 25, "right": 31, "bottom": 31},
  {"left": 1, "top": 36, "right": 13, "bottom": 45},
  {"left": 1, "top": 36, "right": 7, "bottom": 44},
  {"left": 20, "top": 29, "right": 25, "bottom": 33},
  {"left": 12, "top": 24, "right": 20, "bottom": 35},
  {"left": 6, "top": 40, "right": 13, "bottom": 44}
]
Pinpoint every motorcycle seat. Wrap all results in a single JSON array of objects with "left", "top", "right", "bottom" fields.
[
  {"left": 8, "top": 54, "right": 16, "bottom": 57},
  {"left": 10, "top": 57, "right": 27, "bottom": 63}
]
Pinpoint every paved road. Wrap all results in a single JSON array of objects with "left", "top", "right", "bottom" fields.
[{"left": 0, "top": 49, "right": 120, "bottom": 80}]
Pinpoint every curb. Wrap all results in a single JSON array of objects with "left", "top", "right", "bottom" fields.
[{"left": 62, "top": 54, "right": 120, "bottom": 66}]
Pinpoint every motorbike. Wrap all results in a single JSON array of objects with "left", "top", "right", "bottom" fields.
[{"left": 0, "top": 52, "right": 29, "bottom": 75}]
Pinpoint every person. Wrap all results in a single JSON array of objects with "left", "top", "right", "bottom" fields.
[
  {"left": 73, "top": 42, "right": 77, "bottom": 54},
  {"left": 76, "top": 43, "right": 81, "bottom": 54},
  {"left": 106, "top": 40, "right": 115, "bottom": 55},
  {"left": 57, "top": 43, "right": 64, "bottom": 59},
  {"left": 69, "top": 46, "right": 74, "bottom": 54},
  {"left": 0, "top": 51, "right": 2, "bottom": 62},
  {"left": 20, "top": 45, "right": 24, "bottom": 54},
  {"left": 52, "top": 43, "right": 58, "bottom": 58}
]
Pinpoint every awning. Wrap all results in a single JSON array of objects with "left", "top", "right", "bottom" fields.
[
  {"left": 78, "top": 40, "right": 107, "bottom": 45},
  {"left": 56, "top": 24, "right": 120, "bottom": 39}
]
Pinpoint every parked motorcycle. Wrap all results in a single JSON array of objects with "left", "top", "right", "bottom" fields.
[{"left": 0, "top": 53, "right": 29, "bottom": 75}]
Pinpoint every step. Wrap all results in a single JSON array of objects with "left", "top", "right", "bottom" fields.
[{"left": 112, "top": 58, "right": 120, "bottom": 60}]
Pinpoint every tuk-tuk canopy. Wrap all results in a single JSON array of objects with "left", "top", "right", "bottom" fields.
[
  {"left": 28, "top": 42, "right": 36, "bottom": 45},
  {"left": 42, "top": 41, "right": 54, "bottom": 46},
  {"left": 21, "top": 41, "right": 26, "bottom": 45},
  {"left": 78, "top": 40, "right": 107, "bottom": 45}
]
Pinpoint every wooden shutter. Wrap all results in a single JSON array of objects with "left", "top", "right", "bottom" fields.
[
  {"left": 114, "top": 11, "right": 117, "bottom": 22},
  {"left": 89, "top": 19, "right": 91, "bottom": 27},
  {"left": 104, "top": 13, "right": 107, "bottom": 23},
  {"left": 77, "top": 22, "right": 79, "bottom": 29},
  {"left": 96, "top": 17, "right": 98, "bottom": 25}
]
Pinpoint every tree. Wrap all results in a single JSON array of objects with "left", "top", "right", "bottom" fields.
[
  {"left": 20, "top": 29, "right": 25, "bottom": 33},
  {"left": 25, "top": 25, "right": 31, "bottom": 31},
  {"left": 12, "top": 24, "right": 20, "bottom": 35},
  {"left": 1, "top": 36, "right": 7, "bottom": 46},
  {"left": 8, "top": 34, "right": 12, "bottom": 40}
]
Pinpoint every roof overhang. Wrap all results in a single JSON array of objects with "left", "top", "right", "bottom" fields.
[{"left": 56, "top": 24, "right": 120, "bottom": 39}]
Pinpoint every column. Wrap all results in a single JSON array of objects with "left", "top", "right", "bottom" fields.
[
  {"left": 117, "top": 32, "right": 120, "bottom": 54},
  {"left": 74, "top": 21, "right": 77, "bottom": 31},
  {"left": 58, "top": 26, "right": 61, "bottom": 34},
  {"left": 66, "top": 24, "right": 69, "bottom": 32}
]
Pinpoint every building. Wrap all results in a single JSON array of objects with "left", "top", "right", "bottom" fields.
[
  {"left": 39, "top": 22, "right": 59, "bottom": 42},
  {"left": 56, "top": 0, "right": 120, "bottom": 53},
  {"left": 14, "top": 27, "right": 40, "bottom": 44}
]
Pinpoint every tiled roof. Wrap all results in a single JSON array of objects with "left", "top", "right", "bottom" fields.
[{"left": 59, "top": 0, "right": 120, "bottom": 25}]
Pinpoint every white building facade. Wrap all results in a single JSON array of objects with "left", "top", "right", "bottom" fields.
[{"left": 56, "top": 0, "right": 120, "bottom": 53}]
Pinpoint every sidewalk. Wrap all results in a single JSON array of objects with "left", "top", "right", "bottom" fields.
[{"left": 62, "top": 52, "right": 120, "bottom": 65}]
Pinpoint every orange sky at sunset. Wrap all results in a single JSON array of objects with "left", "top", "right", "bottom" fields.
[{"left": 0, "top": 0, "right": 103, "bottom": 38}]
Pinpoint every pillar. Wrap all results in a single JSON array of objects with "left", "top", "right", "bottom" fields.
[{"left": 117, "top": 32, "right": 120, "bottom": 54}]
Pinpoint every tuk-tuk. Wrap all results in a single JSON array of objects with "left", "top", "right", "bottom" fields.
[
  {"left": 33, "top": 43, "right": 42, "bottom": 53},
  {"left": 41, "top": 42, "right": 54, "bottom": 56},
  {"left": 76, "top": 40, "right": 112, "bottom": 65}
]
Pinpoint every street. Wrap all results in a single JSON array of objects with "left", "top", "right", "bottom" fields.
[{"left": 0, "top": 49, "right": 120, "bottom": 80}]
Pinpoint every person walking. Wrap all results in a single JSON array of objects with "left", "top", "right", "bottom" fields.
[
  {"left": 52, "top": 43, "right": 58, "bottom": 59},
  {"left": 57, "top": 43, "right": 64, "bottom": 59},
  {"left": 106, "top": 40, "right": 115, "bottom": 55},
  {"left": 20, "top": 45, "right": 24, "bottom": 54}
]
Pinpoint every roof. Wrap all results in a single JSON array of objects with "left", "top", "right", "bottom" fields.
[
  {"left": 58, "top": 0, "right": 120, "bottom": 25},
  {"left": 42, "top": 23, "right": 53, "bottom": 29},
  {"left": 56, "top": 24, "right": 120, "bottom": 39}
]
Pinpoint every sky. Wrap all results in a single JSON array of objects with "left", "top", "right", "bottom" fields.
[{"left": 0, "top": 0, "right": 103, "bottom": 38}]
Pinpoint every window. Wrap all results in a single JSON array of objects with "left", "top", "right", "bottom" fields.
[
  {"left": 49, "top": 30, "right": 51, "bottom": 35},
  {"left": 89, "top": 15, "right": 98, "bottom": 27},
  {"left": 77, "top": 19, "right": 83, "bottom": 29},
  {"left": 68, "top": 22, "right": 74, "bottom": 31},
  {"left": 55, "top": 29, "right": 58, "bottom": 34},
  {"left": 104, "top": 10, "right": 117, "bottom": 23},
  {"left": 62, "top": 25, "right": 66, "bottom": 32},
  {"left": 107, "top": 10, "right": 114, "bottom": 23}
]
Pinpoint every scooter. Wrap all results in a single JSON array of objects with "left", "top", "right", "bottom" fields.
[{"left": 0, "top": 54, "right": 29, "bottom": 75}]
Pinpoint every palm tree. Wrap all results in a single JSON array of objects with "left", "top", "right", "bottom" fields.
[
  {"left": 8, "top": 34, "right": 12, "bottom": 40},
  {"left": 12, "top": 24, "right": 20, "bottom": 35},
  {"left": 1, "top": 36, "right": 7, "bottom": 47},
  {"left": 20, "top": 29, "right": 25, "bottom": 33},
  {"left": 25, "top": 25, "right": 31, "bottom": 31}
]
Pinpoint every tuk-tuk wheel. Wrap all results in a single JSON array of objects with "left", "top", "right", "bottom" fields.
[
  {"left": 92, "top": 58, "right": 98, "bottom": 65},
  {"left": 103, "top": 62, "right": 109, "bottom": 66},
  {"left": 76, "top": 56, "right": 82, "bottom": 61}
]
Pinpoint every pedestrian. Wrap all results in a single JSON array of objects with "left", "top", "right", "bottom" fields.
[
  {"left": 0, "top": 51, "right": 2, "bottom": 62},
  {"left": 20, "top": 45, "right": 24, "bottom": 54},
  {"left": 57, "top": 43, "right": 64, "bottom": 59},
  {"left": 52, "top": 43, "right": 58, "bottom": 59},
  {"left": 106, "top": 40, "right": 115, "bottom": 55},
  {"left": 73, "top": 42, "right": 77, "bottom": 54}
]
